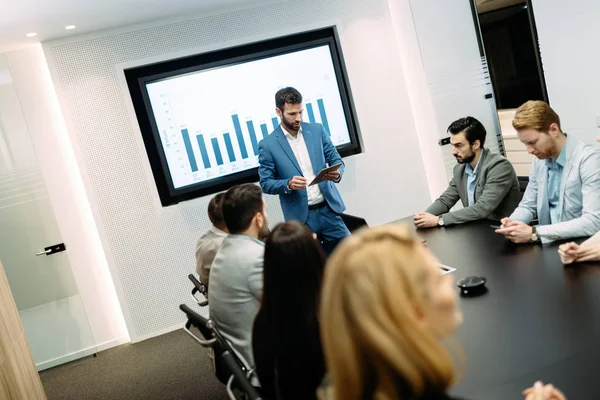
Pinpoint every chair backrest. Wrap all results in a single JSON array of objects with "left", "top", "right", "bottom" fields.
[
  {"left": 340, "top": 213, "right": 368, "bottom": 232},
  {"left": 518, "top": 176, "right": 529, "bottom": 193}
]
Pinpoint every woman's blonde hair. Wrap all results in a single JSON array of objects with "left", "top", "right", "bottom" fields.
[
  {"left": 320, "top": 224, "right": 456, "bottom": 400},
  {"left": 512, "top": 100, "right": 561, "bottom": 132}
]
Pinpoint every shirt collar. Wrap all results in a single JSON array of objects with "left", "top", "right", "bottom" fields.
[
  {"left": 465, "top": 153, "right": 482, "bottom": 176},
  {"left": 227, "top": 233, "right": 265, "bottom": 247},
  {"left": 282, "top": 125, "right": 302, "bottom": 140},
  {"left": 545, "top": 144, "right": 567, "bottom": 169},
  {"left": 210, "top": 226, "right": 228, "bottom": 237}
]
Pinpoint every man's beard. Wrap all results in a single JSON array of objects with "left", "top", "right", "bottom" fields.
[
  {"left": 258, "top": 224, "right": 271, "bottom": 242},
  {"left": 455, "top": 151, "right": 475, "bottom": 164},
  {"left": 282, "top": 118, "right": 300, "bottom": 132}
]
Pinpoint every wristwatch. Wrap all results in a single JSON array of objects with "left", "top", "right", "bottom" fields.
[
  {"left": 437, "top": 216, "right": 445, "bottom": 227},
  {"left": 531, "top": 226, "right": 540, "bottom": 242}
]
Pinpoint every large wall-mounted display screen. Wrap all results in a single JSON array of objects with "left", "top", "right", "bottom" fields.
[{"left": 126, "top": 27, "right": 361, "bottom": 206}]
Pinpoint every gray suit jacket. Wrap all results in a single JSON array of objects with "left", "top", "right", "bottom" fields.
[
  {"left": 510, "top": 135, "right": 600, "bottom": 243},
  {"left": 426, "top": 148, "right": 520, "bottom": 225},
  {"left": 208, "top": 234, "right": 264, "bottom": 369}
]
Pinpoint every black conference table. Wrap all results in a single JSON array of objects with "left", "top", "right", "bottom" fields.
[{"left": 397, "top": 218, "right": 600, "bottom": 400}]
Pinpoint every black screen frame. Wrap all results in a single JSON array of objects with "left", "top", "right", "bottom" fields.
[{"left": 125, "top": 27, "right": 361, "bottom": 206}]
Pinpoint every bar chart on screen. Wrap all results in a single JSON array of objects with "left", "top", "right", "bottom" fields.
[
  {"left": 145, "top": 44, "right": 354, "bottom": 191},
  {"left": 160, "top": 96, "right": 340, "bottom": 189}
]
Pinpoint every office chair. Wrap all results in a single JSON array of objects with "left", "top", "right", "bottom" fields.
[
  {"left": 321, "top": 213, "right": 369, "bottom": 256},
  {"left": 517, "top": 176, "right": 530, "bottom": 200},
  {"left": 180, "top": 304, "right": 229, "bottom": 384},
  {"left": 180, "top": 304, "right": 260, "bottom": 399},
  {"left": 188, "top": 274, "right": 208, "bottom": 306},
  {"left": 340, "top": 213, "right": 369, "bottom": 232},
  {"left": 221, "top": 351, "right": 263, "bottom": 400},
  {"left": 516, "top": 176, "right": 539, "bottom": 225}
]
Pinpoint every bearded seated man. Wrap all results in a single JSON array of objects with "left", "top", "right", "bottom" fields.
[{"left": 414, "top": 117, "right": 521, "bottom": 229}]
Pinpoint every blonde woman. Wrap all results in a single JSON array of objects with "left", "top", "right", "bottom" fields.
[{"left": 319, "top": 224, "right": 565, "bottom": 400}]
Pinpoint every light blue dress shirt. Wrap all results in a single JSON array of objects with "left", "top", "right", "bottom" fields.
[
  {"left": 464, "top": 156, "right": 482, "bottom": 206},
  {"left": 545, "top": 147, "right": 566, "bottom": 224}
]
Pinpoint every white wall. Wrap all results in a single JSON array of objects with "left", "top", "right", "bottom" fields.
[
  {"left": 532, "top": 0, "right": 600, "bottom": 144},
  {"left": 386, "top": 0, "right": 448, "bottom": 199},
  {"left": 4, "top": 46, "right": 129, "bottom": 349},
  {"left": 41, "top": 0, "right": 434, "bottom": 341}
]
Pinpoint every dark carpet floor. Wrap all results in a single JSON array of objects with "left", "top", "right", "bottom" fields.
[{"left": 40, "top": 329, "right": 229, "bottom": 400}]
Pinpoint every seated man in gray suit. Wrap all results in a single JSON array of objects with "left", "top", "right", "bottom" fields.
[
  {"left": 414, "top": 117, "right": 520, "bottom": 228},
  {"left": 195, "top": 193, "right": 228, "bottom": 286},
  {"left": 497, "top": 101, "right": 600, "bottom": 243},
  {"left": 208, "top": 184, "right": 269, "bottom": 370}
]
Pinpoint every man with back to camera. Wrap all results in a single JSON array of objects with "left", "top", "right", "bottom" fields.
[
  {"left": 258, "top": 87, "right": 349, "bottom": 246},
  {"left": 195, "top": 193, "right": 228, "bottom": 287},
  {"left": 414, "top": 117, "right": 521, "bottom": 228},
  {"left": 496, "top": 100, "right": 600, "bottom": 243},
  {"left": 208, "top": 184, "right": 269, "bottom": 369}
]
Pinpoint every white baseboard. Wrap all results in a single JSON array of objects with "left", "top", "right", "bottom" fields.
[{"left": 36, "top": 336, "right": 129, "bottom": 371}]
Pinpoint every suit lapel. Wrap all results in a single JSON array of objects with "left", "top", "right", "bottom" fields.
[
  {"left": 538, "top": 165, "right": 550, "bottom": 225},
  {"left": 472, "top": 149, "right": 488, "bottom": 203},
  {"left": 458, "top": 165, "right": 468, "bottom": 207},
  {"left": 557, "top": 136, "right": 574, "bottom": 217},
  {"left": 275, "top": 127, "right": 302, "bottom": 174},
  {"left": 301, "top": 124, "right": 320, "bottom": 175}
]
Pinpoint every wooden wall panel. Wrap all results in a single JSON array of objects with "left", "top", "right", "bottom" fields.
[{"left": 0, "top": 261, "right": 46, "bottom": 400}]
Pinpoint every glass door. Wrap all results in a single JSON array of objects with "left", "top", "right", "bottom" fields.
[{"left": 0, "top": 54, "right": 97, "bottom": 371}]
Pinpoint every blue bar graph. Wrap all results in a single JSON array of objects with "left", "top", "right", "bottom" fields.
[
  {"left": 231, "top": 114, "right": 248, "bottom": 159},
  {"left": 181, "top": 129, "right": 198, "bottom": 172},
  {"left": 223, "top": 133, "right": 236, "bottom": 162},
  {"left": 317, "top": 99, "right": 330, "bottom": 135},
  {"left": 260, "top": 124, "right": 269, "bottom": 139},
  {"left": 306, "top": 103, "right": 316, "bottom": 123},
  {"left": 196, "top": 134, "right": 211, "bottom": 169},
  {"left": 271, "top": 117, "right": 279, "bottom": 130},
  {"left": 211, "top": 138, "right": 223, "bottom": 166},
  {"left": 246, "top": 120, "right": 259, "bottom": 156}
]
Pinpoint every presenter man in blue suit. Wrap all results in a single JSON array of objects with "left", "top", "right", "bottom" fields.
[{"left": 258, "top": 87, "right": 349, "bottom": 244}]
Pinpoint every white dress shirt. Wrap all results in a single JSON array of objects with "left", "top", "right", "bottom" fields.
[{"left": 283, "top": 126, "right": 324, "bottom": 205}]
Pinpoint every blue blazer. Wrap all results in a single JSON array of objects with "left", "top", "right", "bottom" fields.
[{"left": 258, "top": 122, "right": 346, "bottom": 223}]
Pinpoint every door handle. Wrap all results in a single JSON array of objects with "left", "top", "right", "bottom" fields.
[{"left": 35, "top": 243, "right": 66, "bottom": 256}]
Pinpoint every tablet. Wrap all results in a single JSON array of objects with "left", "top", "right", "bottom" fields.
[{"left": 439, "top": 264, "right": 457, "bottom": 275}]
